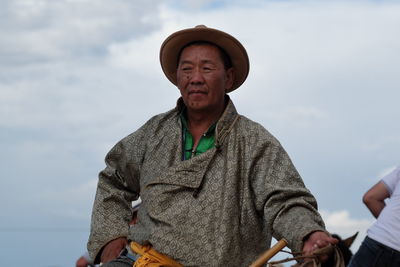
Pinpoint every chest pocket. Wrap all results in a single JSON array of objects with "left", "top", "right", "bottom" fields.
[{"left": 142, "top": 148, "right": 217, "bottom": 223}]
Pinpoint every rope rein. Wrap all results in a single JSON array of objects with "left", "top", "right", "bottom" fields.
[{"left": 267, "top": 244, "right": 346, "bottom": 267}]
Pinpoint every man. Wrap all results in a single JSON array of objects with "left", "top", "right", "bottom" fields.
[
  {"left": 348, "top": 165, "right": 400, "bottom": 267},
  {"left": 88, "top": 25, "right": 336, "bottom": 266},
  {"left": 77, "top": 200, "right": 141, "bottom": 267}
]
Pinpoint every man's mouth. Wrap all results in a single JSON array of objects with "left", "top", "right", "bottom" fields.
[{"left": 188, "top": 89, "right": 207, "bottom": 95}]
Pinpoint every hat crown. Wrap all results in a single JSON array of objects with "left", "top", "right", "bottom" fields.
[{"left": 195, "top": 25, "right": 207, "bottom": 29}]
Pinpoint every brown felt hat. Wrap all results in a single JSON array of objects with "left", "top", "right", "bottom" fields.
[{"left": 159, "top": 25, "right": 249, "bottom": 92}]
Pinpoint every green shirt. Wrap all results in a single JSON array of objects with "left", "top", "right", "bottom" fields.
[{"left": 180, "top": 111, "right": 216, "bottom": 160}]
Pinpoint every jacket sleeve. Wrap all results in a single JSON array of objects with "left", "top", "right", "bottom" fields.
[
  {"left": 87, "top": 127, "right": 147, "bottom": 262},
  {"left": 253, "top": 139, "right": 326, "bottom": 253}
]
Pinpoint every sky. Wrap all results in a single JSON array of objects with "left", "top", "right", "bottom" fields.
[{"left": 1, "top": 0, "right": 399, "bottom": 266}]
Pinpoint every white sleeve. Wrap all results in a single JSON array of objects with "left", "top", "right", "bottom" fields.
[{"left": 382, "top": 166, "right": 400, "bottom": 195}]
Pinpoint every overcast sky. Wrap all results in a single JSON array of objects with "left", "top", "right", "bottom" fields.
[{"left": 1, "top": 0, "right": 399, "bottom": 266}]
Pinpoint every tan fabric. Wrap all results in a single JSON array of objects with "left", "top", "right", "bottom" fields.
[
  {"left": 130, "top": 242, "right": 183, "bottom": 267},
  {"left": 88, "top": 97, "right": 326, "bottom": 266}
]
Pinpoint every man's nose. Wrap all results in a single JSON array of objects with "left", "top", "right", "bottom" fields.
[{"left": 189, "top": 68, "right": 205, "bottom": 84}]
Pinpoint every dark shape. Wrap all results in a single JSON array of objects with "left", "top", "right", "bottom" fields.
[{"left": 322, "top": 232, "right": 358, "bottom": 267}]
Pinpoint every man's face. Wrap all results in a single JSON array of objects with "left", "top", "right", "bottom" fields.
[{"left": 177, "top": 44, "right": 233, "bottom": 114}]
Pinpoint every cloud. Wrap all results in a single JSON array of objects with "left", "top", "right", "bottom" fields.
[
  {"left": 106, "top": 31, "right": 163, "bottom": 75},
  {"left": 320, "top": 210, "right": 374, "bottom": 251},
  {"left": 0, "top": 0, "right": 162, "bottom": 66},
  {"left": 1, "top": 1, "right": 400, "bottom": 266},
  {"left": 0, "top": 0, "right": 169, "bottom": 130},
  {"left": 377, "top": 165, "right": 398, "bottom": 179},
  {"left": 263, "top": 106, "right": 328, "bottom": 128},
  {"left": 166, "top": 0, "right": 218, "bottom": 10},
  {"left": 39, "top": 178, "right": 98, "bottom": 220},
  {"left": 360, "top": 136, "right": 400, "bottom": 154},
  {"left": 321, "top": 210, "right": 373, "bottom": 235},
  {"left": 1, "top": 0, "right": 399, "bottom": 220}
]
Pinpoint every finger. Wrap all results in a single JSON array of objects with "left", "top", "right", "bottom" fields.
[
  {"left": 315, "top": 240, "right": 328, "bottom": 248},
  {"left": 331, "top": 237, "right": 339, "bottom": 244}
]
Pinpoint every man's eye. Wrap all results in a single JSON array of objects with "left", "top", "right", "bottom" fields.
[{"left": 182, "top": 67, "right": 192, "bottom": 71}]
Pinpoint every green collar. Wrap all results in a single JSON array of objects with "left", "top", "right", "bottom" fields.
[{"left": 180, "top": 109, "right": 216, "bottom": 160}]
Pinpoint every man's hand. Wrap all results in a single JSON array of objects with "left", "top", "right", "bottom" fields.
[
  {"left": 302, "top": 231, "right": 338, "bottom": 261},
  {"left": 76, "top": 256, "right": 90, "bottom": 267},
  {"left": 100, "top": 237, "right": 128, "bottom": 263}
]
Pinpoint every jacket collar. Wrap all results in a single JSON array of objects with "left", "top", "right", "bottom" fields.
[{"left": 175, "top": 95, "right": 239, "bottom": 149}]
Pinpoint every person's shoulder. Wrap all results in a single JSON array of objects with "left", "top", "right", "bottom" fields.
[
  {"left": 236, "top": 115, "right": 280, "bottom": 145},
  {"left": 113, "top": 107, "right": 179, "bottom": 147},
  {"left": 382, "top": 165, "right": 400, "bottom": 192},
  {"left": 146, "top": 107, "right": 180, "bottom": 126},
  {"left": 135, "top": 107, "right": 179, "bottom": 137}
]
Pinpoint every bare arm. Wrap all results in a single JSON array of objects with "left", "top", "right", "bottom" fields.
[
  {"left": 100, "top": 237, "right": 128, "bottom": 263},
  {"left": 362, "top": 181, "right": 390, "bottom": 218}
]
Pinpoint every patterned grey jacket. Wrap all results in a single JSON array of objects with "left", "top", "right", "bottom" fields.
[{"left": 88, "top": 97, "right": 326, "bottom": 266}]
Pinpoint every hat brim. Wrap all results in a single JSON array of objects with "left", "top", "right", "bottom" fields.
[{"left": 159, "top": 26, "right": 249, "bottom": 92}]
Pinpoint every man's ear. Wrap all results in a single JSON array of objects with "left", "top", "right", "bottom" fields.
[{"left": 225, "top": 68, "right": 234, "bottom": 92}]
